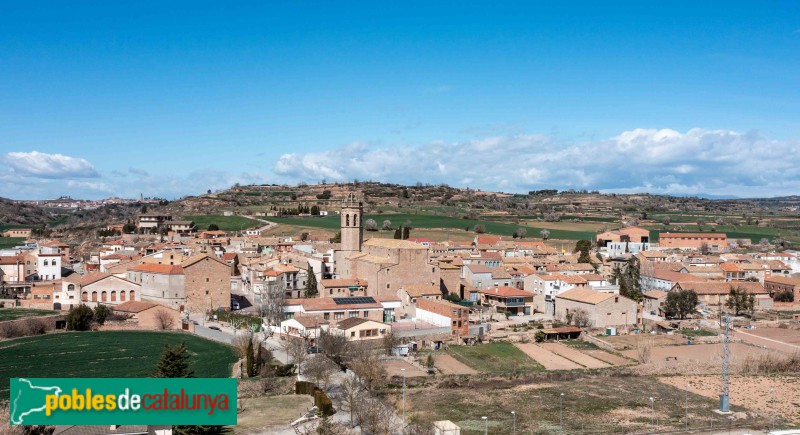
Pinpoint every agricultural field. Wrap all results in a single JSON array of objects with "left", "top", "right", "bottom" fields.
[
  {"left": 0, "top": 308, "right": 58, "bottom": 322},
  {"left": 447, "top": 342, "right": 544, "bottom": 374},
  {"left": 0, "top": 238, "right": 25, "bottom": 249},
  {"left": 398, "top": 373, "right": 763, "bottom": 434},
  {"left": 0, "top": 331, "right": 238, "bottom": 399},
  {"left": 646, "top": 224, "right": 800, "bottom": 244},
  {"left": 184, "top": 215, "right": 259, "bottom": 232},
  {"left": 268, "top": 213, "right": 596, "bottom": 240}
]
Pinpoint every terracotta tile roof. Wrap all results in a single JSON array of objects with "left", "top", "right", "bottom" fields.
[
  {"left": 675, "top": 281, "right": 767, "bottom": 295},
  {"left": 364, "top": 238, "right": 428, "bottom": 250},
  {"left": 582, "top": 273, "right": 606, "bottom": 281},
  {"left": 290, "top": 315, "right": 328, "bottom": 328},
  {"left": 321, "top": 278, "right": 368, "bottom": 288},
  {"left": 764, "top": 276, "right": 800, "bottom": 287},
  {"left": 560, "top": 274, "right": 588, "bottom": 285},
  {"left": 336, "top": 317, "right": 379, "bottom": 330},
  {"left": 129, "top": 263, "right": 185, "bottom": 275},
  {"left": 644, "top": 290, "right": 669, "bottom": 299},
  {"left": 80, "top": 272, "right": 112, "bottom": 286},
  {"left": 181, "top": 253, "right": 228, "bottom": 268},
  {"left": 0, "top": 256, "right": 20, "bottom": 265},
  {"left": 660, "top": 232, "right": 727, "bottom": 239},
  {"left": 112, "top": 301, "right": 161, "bottom": 313},
  {"left": 720, "top": 263, "right": 743, "bottom": 272},
  {"left": 476, "top": 236, "right": 502, "bottom": 245},
  {"left": 286, "top": 297, "right": 383, "bottom": 311},
  {"left": 649, "top": 270, "right": 706, "bottom": 282},
  {"left": 222, "top": 253, "right": 237, "bottom": 261},
  {"left": 465, "top": 264, "right": 497, "bottom": 274},
  {"left": 479, "top": 286, "right": 531, "bottom": 298},
  {"left": 402, "top": 283, "right": 441, "bottom": 297},
  {"left": 556, "top": 288, "right": 618, "bottom": 304}
]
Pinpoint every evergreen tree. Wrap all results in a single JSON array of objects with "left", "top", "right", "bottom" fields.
[
  {"left": 66, "top": 305, "right": 94, "bottom": 331},
  {"left": 574, "top": 239, "right": 593, "bottom": 263},
  {"left": 207, "top": 223, "right": 220, "bottom": 231},
  {"left": 245, "top": 338, "right": 255, "bottom": 377},
  {"left": 154, "top": 342, "right": 195, "bottom": 378},
  {"left": 402, "top": 226, "right": 410, "bottom": 240},
  {"left": 394, "top": 228, "right": 402, "bottom": 239},
  {"left": 305, "top": 265, "right": 318, "bottom": 298}
]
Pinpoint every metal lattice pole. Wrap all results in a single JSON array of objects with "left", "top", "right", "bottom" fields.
[{"left": 720, "top": 314, "right": 730, "bottom": 412}]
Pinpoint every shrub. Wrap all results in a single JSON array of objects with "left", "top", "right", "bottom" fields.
[
  {"left": 67, "top": 305, "right": 94, "bottom": 331},
  {"left": 0, "top": 322, "right": 22, "bottom": 339},
  {"left": 93, "top": 304, "right": 112, "bottom": 325},
  {"left": 275, "top": 363, "right": 296, "bottom": 377}
]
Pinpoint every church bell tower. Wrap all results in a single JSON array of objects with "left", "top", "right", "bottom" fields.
[{"left": 340, "top": 191, "right": 364, "bottom": 254}]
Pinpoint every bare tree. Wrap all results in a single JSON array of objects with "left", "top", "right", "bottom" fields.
[
  {"left": 261, "top": 281, "right": 286, "bottom": 338},
  {"left": 539, "top": 229, "right": 550, "bottom": 240},
  {"left": 365, "top": 219, "right": 378, "bottom": 231},
  {"left": 382, "top": 219, "right": 393, "bottom": 230},
  {"left": 283, "top": 338, "right": 308, "bottom": 375},
  {"left": 349, "top": 343, "right": 386, "bottom": 392},
  {"left": 304, "top": 355, "right": 339, "bottom": 389},
  {"left": 572, "top": 309, "right": 591, "bottom": 328},
  {"left": 636, "top": 339, "right": 653, "bottom": 364},
  {"left": 337, "top": 373, "right": 365, "bottom": 425},
  {"left": 357, "top": 395, "right": 397, "bottom": 435},
  {"left": 294, "top": 415, "right": 354, "bottom": 435},
  {"left": 155, "top": 309, "right": 175, "bottom": 330}
]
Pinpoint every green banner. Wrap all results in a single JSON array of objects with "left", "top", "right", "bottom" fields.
[{"left": 10, "top": 378, "right": 237, "bottom": 426}]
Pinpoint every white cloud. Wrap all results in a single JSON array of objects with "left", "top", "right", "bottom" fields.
[
  {"left": 4, "top": 151, "right": 99, "bottom": 178},
  {"left": 272, "top": 128, "right": 800, "bottom": 197}
]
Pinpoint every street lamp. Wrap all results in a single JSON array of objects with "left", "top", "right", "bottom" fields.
[
  {"left": 401, "top": 368, "right": 406, "bottom": 424},
  {"left": 481, "top": 416, "right": 488, "bottom": 435},
  {"left": 560, "top": 393, "right": 564, "bottom": 435},
  {"left": 511, "top": 410, "right": 516, "bottom": 435},
  {"left": 685, "top": 383, "right": 689, "bottom": 431},
  {"left": 649, "top": 397, "right": 655, "bottom": 433},
  {"left": 770, "top": 388, "right": 776, "bottom": 430}
]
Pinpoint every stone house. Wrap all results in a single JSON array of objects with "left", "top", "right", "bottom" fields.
[{"left": 555, "top": 288, "right": 639, "bottom": 328}]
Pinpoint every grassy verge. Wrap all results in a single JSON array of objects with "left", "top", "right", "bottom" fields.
[
  {"left": 0, "top": 331, "right": 237, "bottom": 399},
  {"left": 0, "top": 308, "right": 58, "bottom": 322},
  {"left": 184, "top": 215, "right": 259, "bottom": 231},
  {"left": 447, "top": 342, "right": 544, "bottom": 374}
]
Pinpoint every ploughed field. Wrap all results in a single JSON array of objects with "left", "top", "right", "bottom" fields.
[{"left": 0, "top": 331, "right": 237, "bottom": 399}]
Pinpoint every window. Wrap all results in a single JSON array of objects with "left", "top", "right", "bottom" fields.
[
  {"left": 91, "top": 291, "right": 98, "bottom": 302},
  {"left": 334, "top": 312, "right": 344, "bottom": 320},
  {"left": 386, "top": 283, "right": 390, "bottom": 289},
  {"left": 43, "top": 260, "right": 49, "bottom": 266},
  {"left": 120, "top": 291, "right": 126, "bottom": 301},
  {"left": 67, "top": 284, "right": 75, "bottom": 291},
  {"left": 349, "top": 311, "right": 358, "bottom": 318},
  {"left": 206, "top": 278, "right": 209, "bottom": 282},
  {"left": 351, "top": 331, "right": 355, "bottom": 337},
  {"left": 323, "top": 313, "right": 330, "bottom": 320},
  {"left": 363, "top": 311, "right": 369, "bottom": 317},
  {"left": 346, "top": 214, "right": 350, "bottom": 226},
  {"left": 111, "top": 291, "right": 116, "bottom": 302},
  {"left": 330, "top": 289, "right": 333, "bottom": 295},
  {"left": 129, "top": 290, "right": 135, "bottom": 300}
]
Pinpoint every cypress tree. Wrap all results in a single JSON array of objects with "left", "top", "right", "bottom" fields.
[{"left": 154, "top": 342, "right": 194, "bottom": 378}]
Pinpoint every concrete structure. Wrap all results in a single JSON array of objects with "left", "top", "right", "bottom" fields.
[
  {"left": 284, "top": 296, "right": 399, "bottom": 327},
  {"left": 62, "top": 272, "right": 141, "bottom": 309},
  {"left": 671, "top": 281, "right": 767, "bottom": 310},
  {"left": 555, "top": 288, "right": 639, "bottom": 328},
  {"left": 334, "top": 317, "right": 391, "bottom": 341},
  {"left": 478, "top": 286, "right": 534, "bottom": 316},
  {"left": 2, "top": 228, "right": 32, "bottom": 238},
  {"left": 596, "top": 226, "right": 651, "bottom": 246},
  {"left": 659, "top": 233, "right": 728, "bottom": 252},
  {"left": 112, "top": 301, "right": 182, "bottom": 330},
  {"left": 127, "top": 264, "right": 186, "bottom": 310},
  {"left": 416, "top": 298, "right": 469, "bottom": 338},
  {"left": 764, "top": 276, "right": 800, "bottom": 301}
]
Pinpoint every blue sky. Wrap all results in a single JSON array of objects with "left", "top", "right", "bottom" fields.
[{"left": 1, "top": 1, "right": 799, "bottom": 199}]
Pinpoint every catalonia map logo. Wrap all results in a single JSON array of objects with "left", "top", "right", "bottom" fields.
[{"left": 10, "top": 378, "right": 237, "bottom": 426}]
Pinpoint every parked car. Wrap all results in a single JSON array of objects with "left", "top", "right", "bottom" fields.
[
  {"left": 231, "top": 300, "right": 240, "bottom": 310},
  {"left": 307, "top": 346, "right": 321, "bottom": 354}
]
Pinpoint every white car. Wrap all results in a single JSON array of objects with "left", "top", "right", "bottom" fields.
[{"left": 231, "top": 299, "right": 240, "bottom": 310}]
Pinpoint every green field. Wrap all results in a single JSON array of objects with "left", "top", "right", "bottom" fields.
[
  {"left": 0, "top": 309, "right": 58, "bottom": 322},
  {"left": 268, "top": 214, "right": 596, "bottom": 240},
  {"left": 0, "top": 331, "right": 238, "bottom": 398},
  {"left": 648, "top": 225, "right": 799, "bottom": 244},
  {"left": 184, "top": 215, "right": 259, "bottom": 232},
  {"left": 0, "top": 237, "right": 26, "bottom": 249},
  {"left": 447, "top": 342, "right": 543, "bottom": 374}
]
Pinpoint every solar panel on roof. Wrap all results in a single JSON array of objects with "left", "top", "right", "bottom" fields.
[{"left": 332, "top": 297, "right": 376, "bottom": 305}]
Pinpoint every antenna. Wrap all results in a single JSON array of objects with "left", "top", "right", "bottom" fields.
[{"left": 719, "top": 314, "right": 730, "bottom": 412}]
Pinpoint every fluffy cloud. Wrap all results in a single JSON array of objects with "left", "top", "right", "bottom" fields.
[
  {"left": 4, "top": 151, "right": 99, "bottom": 178},
  {"left": 273, "top": 128, "right": 800, "bottom": 197}
]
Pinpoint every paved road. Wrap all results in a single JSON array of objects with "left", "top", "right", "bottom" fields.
[{"left": 189, "top": 313, "right": 289, "bottom": 363}]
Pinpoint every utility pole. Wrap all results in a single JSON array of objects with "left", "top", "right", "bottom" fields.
[
  {"left": 685, "top": 383, "right": 689, "bottom": 431},
  {"left": 720, "top": 314, "right": 730, "bottom": 413},
  {"left": 401, "top": 368, "right": 406, "bottom": 424}
]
